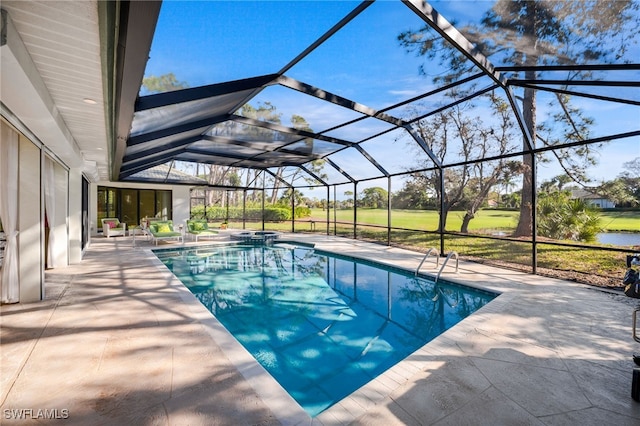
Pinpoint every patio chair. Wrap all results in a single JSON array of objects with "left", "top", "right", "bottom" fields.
[
  {"left": 186, "top": 219, "right": 218, "bottom": 242},
  {"left": 101, "top": 218, "right": 127, "bottom": 237},
  {"left": 148, "top": 220, "right": 183, "bottom": 245}
]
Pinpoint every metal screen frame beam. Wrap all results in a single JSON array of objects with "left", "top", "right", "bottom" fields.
[
  {"left": 202, "top": 134, "right": 327, "bottom": 162},
  {"left": 403, "top": 124, "right": 443, "bottom": 169},
  {"left": 134, "top": 74, "right": 279, "bottom": 111},
  {"left": 510, "top": 82, "right": 640, "bottom": 106},
  {"left": 298, "top": 164, "right": 328, "bottom": 186},
  {"left": 277, "top": 76, "right": 407, "bottom": 127},
  {"left": 354, "top": 145, "right": 389, "bottom": 177},
  {"left": 122, "top": 135, "right": 201, "bottom": 164},
  {"left": 408, "top": 84, "right": 498, "bottom": 123},
  {"left": 263, "top": 169, "right": 293, "bottom": 188},
  {"left": 509, "top": 79, "right": 640, "bottom": 87},
  {"left": 229, "top": 114, "right": 357, "bottom": 147},
  {"left": 495, "top": 64, "right": 640, "bottom": 72},
  {"left": 325, "top": 158, "right": 355, "bottom": 183},
  {"left": 402, "top": 0, "right": 506, "bottom": 88},
  {"left": 377, "top": 72, "right": 487, "bottom": 114},
  {"left": 120, "top": 156, "right": 180, "bottom": 179},
  {"left": 503, "top": 86, "right": 534, "bottom": 152},
  {"left": 402, "top": 0, "right": 535, "bottom": 152},
  {"left": 128, "top": 115, "right": 231, "bottom": 146},
  {"left": 277, "top": 1, "right": 373, "bottom": 75},
  {"left": 182, "top": 147, "right": 269, "bottom": 163}
]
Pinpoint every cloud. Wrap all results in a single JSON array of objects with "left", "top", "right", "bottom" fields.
[{"left": 388, "top": 89, "right": 422, "bottom": 97}]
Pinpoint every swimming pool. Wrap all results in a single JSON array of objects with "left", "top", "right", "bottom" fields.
[{"left": 155, "top": 243, "right": 497, "bottom": 416}]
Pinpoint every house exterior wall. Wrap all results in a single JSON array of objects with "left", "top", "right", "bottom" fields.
[
  {"left": 2, "top": 9, "right": 84, "bottom": 302},
  {"left": 587, "top": 199, "right": 616, "bottom": 209}
]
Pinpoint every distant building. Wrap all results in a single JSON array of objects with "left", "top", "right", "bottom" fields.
[{"left": 570, "top": 189, "right": 616, "bottom": 208}]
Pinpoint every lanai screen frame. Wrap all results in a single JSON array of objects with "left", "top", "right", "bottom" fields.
[{"left": 115, "top": 0, "right": 640, "bottom": 278}]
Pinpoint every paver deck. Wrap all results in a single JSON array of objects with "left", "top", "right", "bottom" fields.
[{"left": 2, "top": 233, "right": 640, "bottom": 425}]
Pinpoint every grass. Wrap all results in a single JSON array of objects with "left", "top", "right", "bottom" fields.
[
  {"left": 231, "top": 208, "right": 639, "bottom": 288},
  {"left": 599, "top": 211, "right": 640, "bottom": 231},
  {"left": 310, "top": 208, "right": 517, "bottom": 232},
  {"left": 352, "top": 226, "right": 631, "bottom": 287},
  {"left": 308, "top": 208, "right": 639, "bottom": 233}
]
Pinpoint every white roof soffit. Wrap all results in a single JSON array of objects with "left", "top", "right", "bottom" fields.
[{"left": 0, "top": 5, "right": 106, "bottom": 181}]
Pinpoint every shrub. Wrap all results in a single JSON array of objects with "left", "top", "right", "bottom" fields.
[
  {"left": 189, "top": 205, "right": 311, "bottom": 222},
  {"left": 537, "top": 191, "right": 602, "bottom": 242}
]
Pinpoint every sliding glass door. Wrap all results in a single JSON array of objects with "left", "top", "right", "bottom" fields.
[{"left": 97, "top": 187, "right": 172, "bottom": 230}]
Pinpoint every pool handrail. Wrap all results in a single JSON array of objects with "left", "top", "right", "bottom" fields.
[
  {"left": 434, "top": 251, "right": 459, "bottom": 283},
  {"left": 415, "top": 247, "right": 439, "bottom": 276}
]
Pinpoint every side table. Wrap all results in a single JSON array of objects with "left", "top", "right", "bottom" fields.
[{"left": 130, "top": 226, "right": 150, "bottom": 247}]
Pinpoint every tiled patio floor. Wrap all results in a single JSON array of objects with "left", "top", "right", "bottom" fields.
[{"left": 2, "top": 233, "right": 640, "bottom": 425}]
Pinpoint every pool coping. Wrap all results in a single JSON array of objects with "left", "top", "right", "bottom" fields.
[
  {"left": 148, "top": 249, "right": 311, "bottom": 424},
  {"left": 147, "top": 237, "right": 511, "bottom": 424}
]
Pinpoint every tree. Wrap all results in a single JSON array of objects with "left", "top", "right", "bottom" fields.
[
  {"left": 141, "top": 73, "right": 188, "bottom": 94},
  {"left": 501, "top": 191, "right": 521, "bottom": 209},
  {"left": 537, "top": 190, "right": 602, "bottom": 242},
  {"left": 392, "top": 176, "right": 437, "bottom": 209},
  {"left": 403, "top": 93, "right": 521, "bottom": 232},
  {"left": 226, "top": 172, "right": 242, "bottom": 207},
  {"left": 343, "top": 191, "right": 354, "bottom": 209},
  {"left": 402, "top": 110, "right": 465, "bottom": 231},
  {"left": 360, "top": 187, "right": 388, "bottom": 209},
  {"left": 617, "top": 157, "right": 640, "bottom": 206},
  {"left": 399, "top": 0, "right": 640, "bottom": 236},
  {"left": 278, "top": 188, "right": 306, "bottom": 207},
  {"left": 599, "top": 157, "right": 640, "bottom": 207},
  {"left": 452, "top": 96, "right": 523, "bottom": 232},
  {"left": 540, "top": 174, "right": 573, "bottom": 193}
]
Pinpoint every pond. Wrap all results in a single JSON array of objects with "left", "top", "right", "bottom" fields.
[{"left": 596, "top": 232, "right": 640, "bottom": 247}]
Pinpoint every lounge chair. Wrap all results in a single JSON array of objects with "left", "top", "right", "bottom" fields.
[
  {"left": 148, "top": 220, "right": 183, "bottom": 245},
  {"left": 101, "top": 218, "right": 127, "bottom": 237},
  {"left": 186, "top": 219, "right": 218, "bottom": 242}
]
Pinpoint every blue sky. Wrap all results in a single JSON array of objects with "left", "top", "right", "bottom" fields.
[{"left": 144, "top": 0, "right": 639, "bottom": 191}]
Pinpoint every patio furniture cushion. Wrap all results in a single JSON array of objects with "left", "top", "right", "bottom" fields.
[
  {"left": 186, "top": 219, "right": 218, "bottom": 241},
  {"left": 157, "top": 223, "right": 172, "bottom": 233},
  {"left": 148, "top": 220, "right": 182, "bottom": 245},
  {"left": 101, "top": 218, "right": 127, "bottom": 237},
  {"left": 148, "top": 222, "right": 174, "bottom": 234}
]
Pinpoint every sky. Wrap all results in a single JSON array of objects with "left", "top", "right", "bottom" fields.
[{"left": 143, "top": 0, "right": 640, "bottom": 195}]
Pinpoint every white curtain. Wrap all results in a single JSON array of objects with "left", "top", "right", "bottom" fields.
[
  {"left": 0, "top": 121, "right": 20, "bottom": 303},
  {"left": 44, "top": 157, "right": 57, "bottom": 269}
]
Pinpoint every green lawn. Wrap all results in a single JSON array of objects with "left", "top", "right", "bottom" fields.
[
  {"left": 311, "top": 208, "right": 520, "bottom": 232},
  {"left": 599, "top": 211, "right": 640, "bottom": 232},
  {"left": 236, "top": 208, "right": 639, "bottom": 287},
  {"left": 309, "top": 208, "right": 639, "bottom": 233}
]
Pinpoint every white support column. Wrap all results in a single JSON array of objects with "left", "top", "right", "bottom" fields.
[
  {"left": 68, "top": 168, "right": 82, "bottom": 264},
  {"left": 51, "top": 159, "right": 68, "bottom": 268},
  {"left": 89, "top": 183, "right": 98, "bottom": 237},
  {"left": 173, "top": 185, "right": 190, "bottom": 228}
]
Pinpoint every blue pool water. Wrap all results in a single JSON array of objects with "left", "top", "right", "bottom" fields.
[{"left": 155, "top": 243, "right": 497, "bottom": 416}]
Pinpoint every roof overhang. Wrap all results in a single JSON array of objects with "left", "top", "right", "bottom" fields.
[{"left": 112, "top": 0, "right": 162, "bottom": 181}]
